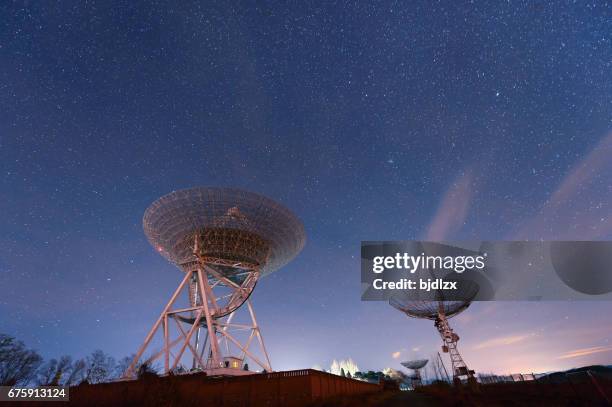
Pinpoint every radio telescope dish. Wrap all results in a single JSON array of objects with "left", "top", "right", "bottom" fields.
[
  {"left": 125, "top": 187, "right": 305, "bottom": 379},
  {"left": 392, "top": 300, "right": 473, "bottom": 320},
  {"left": 401, "top": 359, "right": 428, "bottom": 370},
  {"left": 143, "top": 187, "right": 305, "bottom": 275},
  {"left": 391, "top": 280, "right": 478, "bottom": 385}
]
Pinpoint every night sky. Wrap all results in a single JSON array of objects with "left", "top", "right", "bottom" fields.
[{"left": 1, "top": 1, "right": 611, "bottom": 375}]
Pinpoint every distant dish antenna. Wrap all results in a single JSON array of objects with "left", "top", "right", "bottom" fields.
[
  {"left": 391, "top": 280, "right": 478, "bottom": 385},
  {"left": 124, "top": 187, "right": 305, "bottom": 378},
  {"left": 400, "top": 359, "right": 428, "bottom": 387}
]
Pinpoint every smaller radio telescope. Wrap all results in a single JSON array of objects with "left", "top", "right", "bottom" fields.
[
  {"left": 400, "top": 359, "right": 428, "bottom": 388},
  {"left": 390, "top": 280, "right": 478, "bottom": 385},
  {"left": 124, "top": 187, "right": 305, "bottom": 378}
]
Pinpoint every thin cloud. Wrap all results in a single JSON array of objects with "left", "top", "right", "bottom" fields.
[
  {"left": 425, "top": 171, "right": 473, "bottom": 240},
  {"left": 513, "top": 132, "right": 612, "bottom": 239},
  {"left": 548, "top": 133, "right": 612, "bottom": 206},
  {"left": 392, "top": 351, "right": 401, "bottom": 359},
  {"left": 473, "top": 334, "right": 530, "bottom": 350},
  {"left": 557, "top": 346, "right": 612, "bottom": 360}
]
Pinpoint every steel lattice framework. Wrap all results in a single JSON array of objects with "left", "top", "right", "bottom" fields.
[
  {"left": 124, "top": 187, "right": 305, "bottom": 379},
  {"left": 390, "top": 281, "right": 478, "bottom": 385}
]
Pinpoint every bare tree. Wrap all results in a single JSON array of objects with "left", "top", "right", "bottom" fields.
[
  {"left": 428, "top": 353, "right": 441, "bottom": 382},
  {"left": 37, "top": 358, "right": 60, "bottom": 386},
  {"left": 115, "top": 354, "right": 154, "bottom": 379},
  {"left": 64, "top": 359, "right": 87, "bottom": 385},
  {"left": 37, "top": 356, "right": 86, "bottom": 386},
  {"left": 84, "top": 350, "right": 116, "bottom": 384},
  {"left": 114, "top": 355, "right": 135, "bottom": 379},
  {"left": 431, "top": 352, "right": 450, "bottom": 383},
  {"left": 420, "top": 363, "right": 429, "bottom": 384},
  {"left": 0, "top": 334, "right": 43, "bottom": 386}
]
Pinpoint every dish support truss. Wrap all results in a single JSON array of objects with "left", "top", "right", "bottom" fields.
[
  {"left": 434, "top": 306, "right": 475, "bottom": 384},
  {"left": 123, "top": 249, "right": 272, "bottom": 378},
  {"left": 410, "top": 368, "right": 423, "bottom": 388}
]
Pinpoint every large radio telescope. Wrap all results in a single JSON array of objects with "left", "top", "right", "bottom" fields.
[
  {"left": 124, "top": 187, "right": 305, "bottom": 378},
  {"left": 390, "top": 280, "right": 478, "bottom": 384},
  {"left": 401, "top": 359, "right": 428, "bottom": 388}
]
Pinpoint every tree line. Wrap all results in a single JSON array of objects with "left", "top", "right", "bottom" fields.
[{"left": 0, "top": 333, "right": 154, "bottom": 387}]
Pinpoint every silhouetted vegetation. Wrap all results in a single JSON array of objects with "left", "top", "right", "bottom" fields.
[
  {"left": 0, "top": 333, "right": 43, "bottom": 386},
  {"left": 84, "top": 349, "right": 116, "bottom": 384},
  {"left": 0, "top": 333, "right": 154, "bottom": 387},
  {"left": 36, "top": 355, "right": 86, "bottom": 386},
  {"left": 137, "top": 361, "right": 159, "bottom": 380},
  {"left": 1, "top": 332, "right": 611, "bottom": 406}
]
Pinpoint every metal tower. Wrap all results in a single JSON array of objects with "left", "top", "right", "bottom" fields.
[
  {"left": 390, "top": 280, "right": 478, "bottom": 384},
  {"left": 123, "top": 188, "right": 305, "bottom": 378}
]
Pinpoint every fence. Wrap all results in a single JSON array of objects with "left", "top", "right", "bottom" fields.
[
  {"left": 477, "top": 372, "right": 538, "bottom": 383},
  {"left": 476, "top": 369, "right": 611, "bottom": 405},
  {"left": 22, "top": 368, "right": 383, "bottom": 407}
]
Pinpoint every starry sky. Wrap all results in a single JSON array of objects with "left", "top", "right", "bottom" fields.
[{"left": 1, "top": 1, "right": 611, "bottom": 376}]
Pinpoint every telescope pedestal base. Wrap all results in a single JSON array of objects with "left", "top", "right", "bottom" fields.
[{"left": 124, "top": 266, "right": 272, "bottom": 379}]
